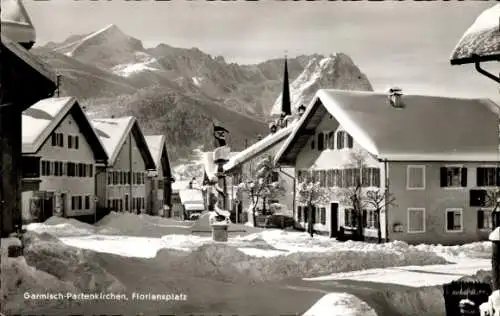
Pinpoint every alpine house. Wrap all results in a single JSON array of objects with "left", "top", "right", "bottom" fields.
[
  {"left": 275, "top": 88, "right": 500, "bottom": 245},
  {"left": 91, "top": 116, "right": 155, "bottom": 216}
]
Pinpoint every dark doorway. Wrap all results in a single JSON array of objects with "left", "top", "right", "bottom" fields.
[
  {"left": 41, "top": 196, "right": 54, "bottom": 222},
  {"left": 330, "top": 203, "right": 339, "bottom": 238}
]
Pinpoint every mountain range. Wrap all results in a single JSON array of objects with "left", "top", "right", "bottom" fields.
[{"left": 32, "top": 24, "right": 373, "bottom": 165}]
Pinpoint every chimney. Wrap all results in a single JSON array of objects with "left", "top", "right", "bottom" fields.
[{"left": 388, "top": 87, "right": 404, "bottom": 108}]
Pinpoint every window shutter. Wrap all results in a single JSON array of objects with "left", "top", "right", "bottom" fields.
[
  {"left": 440, "top": 167, "right": 447, "bottom": 187},
  {"left": 461, "top": 168, "right": 468, "bottom": 187},
  {"left": 362, "top": 210, "right": 367, "bottom": 228},
  {"left": 447, "top": 211, "right": 454, "bottom": 230},
  {"left": 347, "top": 134, "right": 354, "bottom": 148},
  {"left": 317, "top": 133, "right": 324, "bottom": 151},
  {"left": 478, "top": 210, "right": 484, "bottom": 229},
  {"left": 496, "top": 168, "right": 500, "bottom": 186},
  {"left": 477, "top": 168, "right": 483, "bottom": 187}
]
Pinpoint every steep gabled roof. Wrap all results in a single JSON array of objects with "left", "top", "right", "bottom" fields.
[
  {"left": 276, "top": 89, "right": 500, "bottom": 164},
  {"left": 144, "top": 135, "right": 172, "bottom": 177},
  {"left": 22, "top": 97, "right": 108, "bottom": 163},
  {"left": 223, "top": 124, "right": 296, "bottom": 172},
  {"left": 91, "top": 116, "right": 155, "bottom": 169},
  {"left": 1, "top": 35, "right": 55, "bottom": 83}
]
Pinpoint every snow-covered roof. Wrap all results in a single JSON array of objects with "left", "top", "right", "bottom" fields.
[
  {"left": 276, "top": 89, "right": 500, "bottom": 165},
  {"left": 223, "top": 125, "right": 295, "bottom": 172},
  {"left": 450, "top": 4, "right": 500, "bottom": 65},
  {"left": 22, "top": 97, "right": 108, "bottom": 162},
  {"left": 1, "top": 35, "right": 56, "bottom": 83},
  {"left": 1, "top": 0, "right": 35, "bottom": 44},
  {"left": 91, "top": 116, "right": 155, "bottom": 168},
  {"left": 179, "top": 189, "right": 204, "bottom": 204},
  {"left": 144, "top": 135, "right": 166, "bottom": 172}
]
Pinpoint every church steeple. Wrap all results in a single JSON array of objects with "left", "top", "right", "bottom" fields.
[{"left": 281, "top": 53, "right": 291, "bottom": 116}]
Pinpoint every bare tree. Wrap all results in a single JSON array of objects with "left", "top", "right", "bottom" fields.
[
  {"left": 365, "top": 189, "right": 397, "bottom": 243},
  {"left": 296, "top": 180, "right": 330, "bottom": 237},
  {"left": 485, "top": 188, "right": 500, "bottom": 228},
  {"left": 336, "top": 150, "right": 396, "bottom": 242},
  {"left": 236, "top": 154, "right": 284, "bottom": 226}
]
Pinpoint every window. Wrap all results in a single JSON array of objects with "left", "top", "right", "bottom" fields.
[
  {"left": 58, "top": 133, "right": 64, "bottom": 147},
  {"left": 337, "top": 131, "right": 345, "bottom": 149},
  {"left": 317, "top": 133, "right": 324, "bottom": 151},
  {"left": 344, "top": 208, "right": 356, "bottom": 227},
  {"left": 297, "top": 171, "right": 304, "bottom": 183},
  {"left": 271, "top": 171, "right": 279, "bottom": 183},
  {"left": 304, "top": 206, "right": 309, "bottom": 223},
  {"left": 478, "top": 209, "right": 493, "bottom": 230},
  {"left": 88, "top": 164, "right": 93, "bottom": 177},
  {"left": 407, "top": 165, "right": 426, "bottom": 190},
  {"left": 108, "top": 172, "right": 112, "bottom": 185},
  {"left": 470, "top": 189, "right": 487, "bottom": 207},
  {"left": 77, "top": 196, "right": 82, "bottom": 210},
  {"left": 297, "top": 206, "right": 302, "bottom": 222},
  {"left": 319, "top": 170, "right": 326, "bottom": 187},
  {"left": 326, "top": 170, "right": 333, "bottom": 187},
  {"left": 344, "top": 169, "right": 354, "bottom": 187},
  {"left": 85, "top": 196, "right": 90, "bottom": 209},
  {"left": 440, "top": 167, "right": 467, "bottom": 187},
  {"left": 327, "top": 132, "right": 335, "bottom": 149},
  {"left": 363, "top": 209, "right": 379, "bottom": 229},
  {"left": 72, "top": 196, "right": 83, "bottom": 210},
  {"left": 74, "top": 136, "right": 79, "bottom": 149},
  {"left": 346, "top": 134, "right": 354, "bottom": 148},
  {"left": 477, "top": 167, "right": 500, "bottom": 187},
  {"left": 125, "top": 195, "right": 129, "bottom": 211},
  {"left": 407, "top": 208, "right": 425, "bottom": 233},
  {"left": 51, "top": 134, "right": 57, "bottom": 146},
  {"left": 361, "top": 168, "right": 381, "bottom": 187},
  {"left": 446, "top": 208, "right": 463, "bottom": 232},
  {"left": 320, "top": 207, "right": 326, "bottom": 225}
]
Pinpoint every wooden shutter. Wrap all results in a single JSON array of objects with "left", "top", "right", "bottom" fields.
[
  {"left": 440, "top": 167, "right": 447, "bottom": 187},
  {"left": 478, "top": 210, "right": 484, "bottom": 229},
  {"left": 461, "top": 168, "right": 468, "bottom": 187}
]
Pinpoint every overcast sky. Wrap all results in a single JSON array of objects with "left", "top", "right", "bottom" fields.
[{"left": 24, "top": 0, "right": 499, "bottom": 102}]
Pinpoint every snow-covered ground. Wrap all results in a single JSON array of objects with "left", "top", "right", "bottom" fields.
[{"left": 20, "top": 213, "right": 495, "bottom": 316}]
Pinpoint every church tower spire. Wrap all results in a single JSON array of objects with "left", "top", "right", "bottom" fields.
[{"left": 281, "top": 52, "right": 291, "bottom": 116}]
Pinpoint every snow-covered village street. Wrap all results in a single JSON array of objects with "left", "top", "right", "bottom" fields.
[
  {"left": 2, "top": 0, "right": 500, "bottom": 315},
  {"left": 0, "top": 211, "right": 492, "bottom": 315}
]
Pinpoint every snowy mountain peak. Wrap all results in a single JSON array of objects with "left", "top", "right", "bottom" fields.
[{"left": 270, "top": 53, "right": 373, "bottom": 115}]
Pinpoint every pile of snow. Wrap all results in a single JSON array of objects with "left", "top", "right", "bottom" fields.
[
  {"left": 1, "top": 256, "right": 79, "bottom": 315},
  {"left": 414, "top": 241, "right": 491, "bottom": 259},
  {"left": 22, "top": 232, "right": 126, "bottom": 293},
  {"left": 95, "top": 211, "right": 189, "bottom": 236},
  {"left": 25, "top": 216, "right": 99, "bottom": 237},
  {"left": 302, "top": 293, "right": 378, "bottom": 316}
]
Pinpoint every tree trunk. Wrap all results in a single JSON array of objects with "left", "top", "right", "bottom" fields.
[
  {"left": 252, "top": 206, "right": 257, "bottom": 228},
  {"left": 376, "top": 209, "right": 382, "bottom": 244},
  {"left": 356, "top": 208, "right": 364, "bottom": 242},
  {"left": 308, "top": 204, "right": 314, "bottom": 237}
]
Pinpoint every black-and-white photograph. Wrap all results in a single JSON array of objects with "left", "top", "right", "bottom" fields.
[{"left": 1, "top": 0, "right": 499, "bottom": 315}]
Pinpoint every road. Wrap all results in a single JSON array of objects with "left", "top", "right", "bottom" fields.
[{"left": 21, "top": 251, "right": 444, "bottom": 316}]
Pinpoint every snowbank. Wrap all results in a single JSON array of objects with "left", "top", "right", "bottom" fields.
[
  {"left": 302, "top": 293, "right": 378, "bottom": 316},
  {"left": 152, "top": 242, "right": 447, "bottom": 284},
  {"left": 25, "top": 216, "right": 98, "bottom": 237},
  {"left": 1, "top": 256, "right": 79, "bottom": 315},
  {"left": 22, "top": 232, "right": 126, "bottom": 293}
]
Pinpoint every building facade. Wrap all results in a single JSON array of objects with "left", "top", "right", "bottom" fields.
[
  {"left": 91, "top": 117, "right": 155, "bottom": 216},
  {"left": 145, "top": 135, "right": 174, "bottom": 216},
  {"left": 276, "top": 88, "right": 500, "bottom": 244},
  {"left": 21, "top": 97, "right": 108, "bottom": 223}
]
